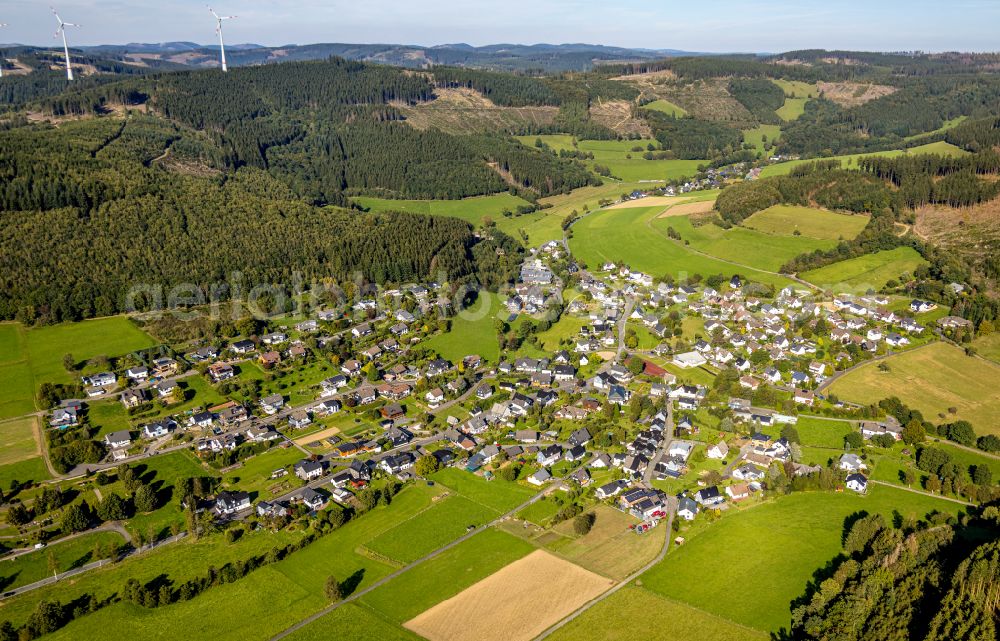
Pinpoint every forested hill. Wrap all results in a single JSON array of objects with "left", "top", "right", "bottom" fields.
[
  {"left": 0, "top": 114, "right": 523, "bottom": 323},
  {"left": 792, "top": 507, "right": 1000, "bottom": 641}
]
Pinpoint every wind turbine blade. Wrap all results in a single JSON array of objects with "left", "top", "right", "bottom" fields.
[{"left": 64, "top": 22, "right": 78, "bottom": 27}]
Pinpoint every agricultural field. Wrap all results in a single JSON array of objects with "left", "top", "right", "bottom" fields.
[
  {"left": 0, "top": 529, "right": 126, "bottom": 592},
  {"left": 743, "top": 205, "right": 869, "bottom": 240},
  {"left": 365, "top": 494, "right": 499, "bottom": 564},
  {"left": 422, "top": 293, "right": 503, "bottom": 363},
  {"left": 741, "top": 124, "right": 781, "bottom": 156},
  {"left": 361, "top": 527, "right": 536, "bottom": 623},
  {"left": 640, "top": 487, "right": 964, "bottom": 634},
  {"left": 537, "top": 505, "right": 663, "bottom": 580},
  {"left": 546, "top": 586, "right": 768, "bottom": 641},
  {"left": 760, "top": 140, "right": 968, "bottom": 178},
  {"left": 352, "top": 193, "right": 533, "bottom": 228},
  {"left": 641, "top": 99, "right": 688, "bottom": 118},
  {"left": 284, "top": 603, "right": 424, "bottom": 641},
  {"left": 0, "top": 416, "right": 41, "bottom": 467},
  {"left": 45, "top": 483, "right": 446, "bottom": 641},
  {"left": 569, "top": 204, "right": 795, "bottom": 288},
  {"left": 656, "top": 214, "right": 837, "bottom": 273},
  {"left": 515, "top": 135, "right": 706, "bottom": 183},
  {"left": 429, "top": 467, "right": 535, "bottom": 513},
  {"left": 828, "top": 342, "right": 1000, "bottom": 434},
  {"left": 404, "top": 549, "right": 614, "bottom": 641},
  {"left": 800, "top": 246, "right": 928, "bottom": 291}
]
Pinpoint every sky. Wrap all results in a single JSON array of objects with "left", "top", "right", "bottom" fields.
[{"left": 2, "top": 0, "right": 998, "bottom": 52}]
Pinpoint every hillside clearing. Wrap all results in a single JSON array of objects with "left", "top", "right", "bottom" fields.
[
  {"left": 743, "top": 205, "right": 869, "bottom": 240},
  {"left": 800, "top": 246, "right": 927, "bottom": 291}
]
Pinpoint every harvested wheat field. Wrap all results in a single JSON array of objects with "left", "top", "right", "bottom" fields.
[
  {"left": 658, "top": 200, "right": 717, "bottom": 218},
  {"left": 404, "top": 549, "right": 614, "bottom": 641},
  {"left": 609, "top": 196, "right": 689, "bottom": 210}
]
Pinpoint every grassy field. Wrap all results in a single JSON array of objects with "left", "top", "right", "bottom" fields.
[
  {"left": 776, "top": 97, "right": 808, "bottom": 121},
  {"left": 546, "top": 586, "right": 768, "bottom": 641},
  {"left": 640, "top": 486, "right": 964, "bottom": 633},
  {"left": 743, "top": 205, "right": 869, "bottom": 241},
  {"left": 366, "top": 494, "right": 499, "bottom": 564},
  {"left": 973, "top": 333, "right": 1000, "bottom": 365},
  {"left": 0, "top": 530, "right": 126, "bottom": 591},
  {"left": 540, "top": 505, "right": 662, "bottom": 580},
  {"left": 422, "top": 293, "right": 502, "bottom": 363},
  {"left": 570, "top": 204, "right": 794, "bottom": 287},
  {"left": 828, "top": 342, "right": 1000, "bottom": 434},
  {"left": 352, "top": 193, "right": 533, "bottom": 228},
  {"left": 46, "top": 483, "right": 445, "bottom": 641},
  {"left": 362, "top": 527, "right": 536, "bottom": 623},
  {"left": 223, "top": 445, "right": 304, "bottom": 499},
  {"left": 742, "top": 124, "right": 781, "bottom": 156},
  {"left": 760, "top": 141, "right": 968, "bottom": 178},
  {"left": 642, "top": 99, "right": 688, "bottom": 118},
  {"left": 800, "top": 246, "right": 928, "bottom": 292},
  {"left": 516, "top": 136, "right": 705, "bottom": 183},
  {"left": 904, "top": 115, "right": 968, "bottom": 141},
  {"left": 771, "top": 79, "right": 820, "bottom": 98},
  {"left": 430, "top": 467, "right": 535, "bottom": 513},
  {"left": 0, "top": 417, "right": 40, "bottom": 466},
  {"left": 534, "top": 313, "right": 586, "bottom": 351},
  {"left": 658, "top": 215, "right": 836, "bottom": 273},
  {"left": 285, "top": 603, "right": 424, "bottom": 641},
  {"left": 0, "top": 457, "right": 51, "bottom": 488}
]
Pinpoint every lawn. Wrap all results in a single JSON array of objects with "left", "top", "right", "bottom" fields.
[
  {"left": 973, "top": 332, "right": 1000, "bottom": 365},
  {"left": 361, "top": 527, "right": 536, "bottom": 622},
  {"left": 223, "top": 445, "right": 304, "bottom": 500},
  {"left": 792, "top": 416, "right": 855, "bottom": 449},
  {"left": 742, "top": 124, "right": 781, "bottom": 156},
  {"left": 828, "top": 342, "right": 1000, "bottom": 435},
  {"left": 535, "top": 313, "right": 586, "bottom": 351},
  {"left": 657, "top": 214, "right": 836, "bottom": 273},
  {"left": 422, "top": 292, "right": 502, "bottom": 363},
  {"left": 87, "top": 400, "right": 132, "bottom": 437},
  {"left": 546, "top": 586, "right": 768, "bottom": 641},
  {"left": 800, "top": 246, "right": 928, "bottom": 292},
  {"left": 760, "top": 141, "right": 968, "bottom": 178},
  {"left": 541, "top": 505, "right": 662, "bottom": 580},
  {"left": 569, "top": 205, "right": 794, "bottom": 288},
  {"left": 0, "top": 530, "right": 126, "bottom": 591},
  {"left": 0, "top": 417, "right": 40, "bottom": 466},
  {"left": 743, "top": 205, "right": 869, "bottom": 241},
  {"left": 517, "top": 495, "right": 562, "bottom": 526},
  {"left": 352, "top": 193, "right": 533, "bottom": 228},
  {"left": 430, "top": 467, "right": 536, "bottom": 513},
  {"left": 640, "top": 486, "right": 965, "bottom": 633},
  {"left": 642, "top": 99, "right": 688, "bottom": 118},
  {"left": 365, "top": 494, "right": 499, "bottom": 564}
]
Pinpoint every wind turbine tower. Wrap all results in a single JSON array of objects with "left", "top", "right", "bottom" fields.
[
  {"left": 0, "top": 24, "right": 7, "bottom": 79},
  {"left": 51, "top": 8, "right": 78, "bottom": 81},
  {"left": 208, "top": 7, "right": 237, "bottom": 72}
]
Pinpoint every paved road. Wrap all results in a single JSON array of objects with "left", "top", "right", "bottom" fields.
[
  {"left": 642, "top": 402, "right": 673, "bottom": 486},
  {"left": 616, "top": 297, "right": 634, "bottom": 362},
  {"left": 269, "top": 485, "right": 554, "bottom": 640},
  {"left": 533, "top": 495, "right": 678, "bottom": 640}
]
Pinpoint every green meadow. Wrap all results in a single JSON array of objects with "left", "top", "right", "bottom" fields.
[
  {"left": 516, "top": 135, "right": 706, "bottom": 182},
  {"left": 743, "top": 205, "right": 869, "bottom": 241},
  {"left": 640, "top": 486, "right": 965, "bottom": 634},
  {"left": 742, "top": 124, "right": 781, "bottom": 156},
  {"left": 776, "top": 97, "right": 808, "bottom": 121},
  {"left": 642, "top": 99, "right": 689, "bottom": 118},
  {"left": 760, "top": 141, "right": 968, "bottom": 178},
  {"left": 800, "top": 246, "right": 928, "bottom": 291},
  {"left": 352, "top": 193, "right": 533, "bottom": 227},
  {"left": 0, "top": 530, "right": 126, "bottom": 591},
  {"left": 422, "top": 292, "right": 503, "bottom": 363},
  {"left": 569, "top": 204, "right": 795, "bottom": 287},
  {"left": 656, "top": 215, "right": 836, "bottom": 273}
]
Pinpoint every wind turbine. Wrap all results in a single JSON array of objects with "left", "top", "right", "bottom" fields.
[
  {"left": 208, "top": 7, "right": 237, "bottom": 72},
  {"left": 0, "top": 24, "right": 7, "bottom": 79},
  {"left": 51, "top": 8, "right": 78, "bottom": 81}
]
